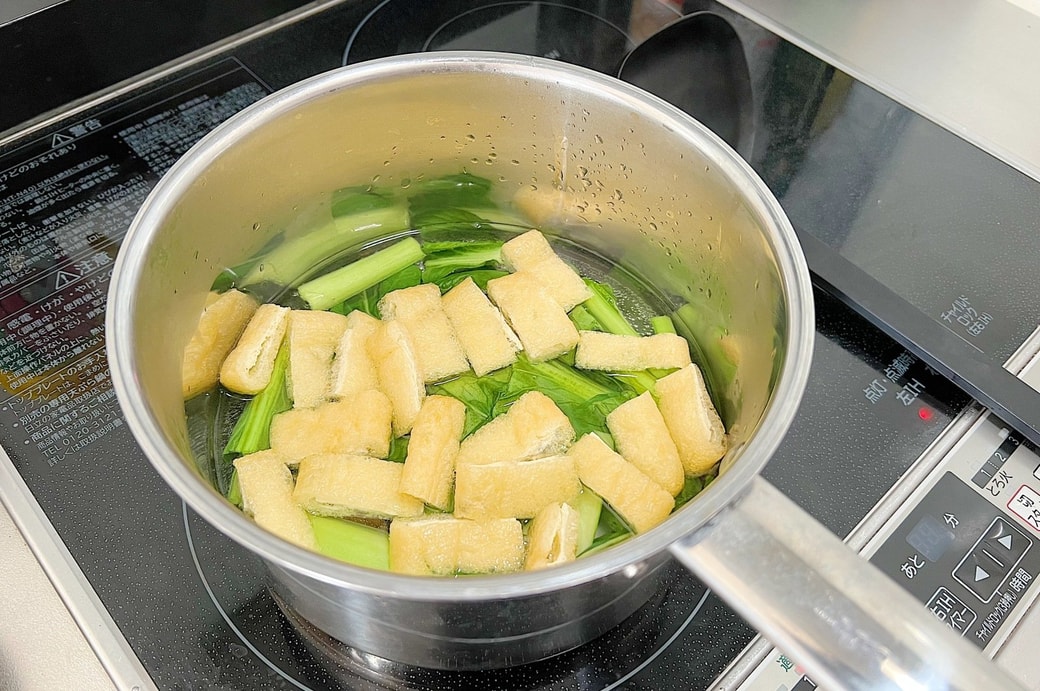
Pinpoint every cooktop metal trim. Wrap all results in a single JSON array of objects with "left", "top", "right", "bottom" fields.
[{"left": 0, "top": 448, "right": 156, "bottom": 690}]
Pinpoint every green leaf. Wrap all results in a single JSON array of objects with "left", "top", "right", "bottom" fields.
[
  {"left": 651, "top": 315, "right": 677, "bottom": 334},
  {"left": 432, "top": 268, "right": 509, "bottom": 293},
  {"left": 674, "top": 470, "right": 717, "bottom": 509},
  {"left": 386, "top": 435, "right": 409, "bottom": 463},
  {"left": 579, "top": 503, "right": 632, "bottom": 556},
  {"left": 569, "top": 304, "right": 603, "bottom": 332},
  {"left": 499, "top": 354, "right": 637, "bottom": 438},
  {"left": 428, "top": 367, "right": 514, "bottom": 437},
  {"left": 331, "top": 186, "right": 396, "bottom": 217},
  {"left": 407, "top": 172, "right": 494, "bottom": 213},
  {"left": 227, "top": 470, "right": 242, "bottom": 508},
  {"left": 568, "top": 487, "right": 603, "bottom": 554},
  {"left": 421, "top": 240, "right": 503, "bottom": 284},
  {"left": 241, "top": 204, "right": 410, "bottom": 288}
]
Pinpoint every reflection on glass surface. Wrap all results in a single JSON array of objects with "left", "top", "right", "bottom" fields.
[{"left": 742, "top": 38, "right": 1040, "bottom": 362}]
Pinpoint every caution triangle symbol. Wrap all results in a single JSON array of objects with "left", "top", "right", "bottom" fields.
[
  {"left": 998, "top": 534, "right": 1013, "bottom": 550},
  {"left": 55, "top": 270, "right": 79, "bottom": 289},
  {"left": 51, "top": 132, "right": 74, "bottom": 148},
  {"left": 975, "top": 565, "right": 990, "bottom": 582}
]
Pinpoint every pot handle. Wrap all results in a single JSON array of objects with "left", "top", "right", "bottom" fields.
[{"left": 668, "top": 476, "right": 1025, "bottom": 691}]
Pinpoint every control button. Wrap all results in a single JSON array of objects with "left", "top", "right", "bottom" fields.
[
  {"left": 1008, "top": 484, "right": 1040, "bottom": 533},
  {"left": 926, "top": 587, "right": 977, "bottom": 635},
  {"left": 953, "top": 517, "right": 1031, "bottom": 602}
]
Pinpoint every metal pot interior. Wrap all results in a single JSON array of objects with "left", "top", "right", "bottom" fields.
[{"left": 107, "top": 52, "right": 811, "bottom": 609}]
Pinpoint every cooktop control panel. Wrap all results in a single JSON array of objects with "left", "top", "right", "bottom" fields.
[{"left": 734, "top": 351, "right": 1040, "bottom": 690}]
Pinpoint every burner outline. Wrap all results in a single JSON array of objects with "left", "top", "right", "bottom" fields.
[
  {"left": 342, "top": 0, "right": 660, "bottom": 67},
  {"left": 185, "top": 504, "right": 710, "bottom": 688}
]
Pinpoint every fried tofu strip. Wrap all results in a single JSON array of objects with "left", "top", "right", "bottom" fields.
[
  {"left": 655, "top": 364, "right": 728, "bottom": 476},
  {"left": 574, "top": 331, "right": 691, "bottom": 372},
  {"left": 329, "top": 310, "right": 382, "bottom": 399},
  {"left": 455, "top": 391, "right": 574, "bottom": 466},
  {"left": 524, "top": 502, "right": 581, "bottom": 571},
  {"left": 400, "top": 395, "right": 466, "bottom": 510},
  {"left": 441, "top": 277, "right": 522, "bottom": 376},
  {"left": 220, "top": 303, "right": 290, "bottom": 395},
  {"left": 378, "top": 283, "right": 469, "bottom": 382},
  {"left": 388, "top": 515, "right": 525, "bottom": 575},
  {"left": 500, "top": 230, "right": 592, "bottom": 311},
  {"left": 486, "top": 272, "right": 578, "bottom": 362},
  {"left": 568, "top": 433, "right": 674, "bottom": 534},
  {"left": 293, "top": 453, "right": 425, "bottom": 520},
  {"left": 606, "top": 392, "right": 685, "bottom": 495},
  {"left": 287, "top": 309, "right": 348, "bottom": 408},
  {"left": 234, "top": 449, "right": 317, "bottom": 550},
  {"left": 269, "top": 390, "right": 392, "bottom": 460},
  {"left": 182, "top": 289, "right": 258, "bottom": 399},
  {"left": 369, "top": 320, "right": 425, "bottom": 436},
  {"left": 454, "top": 454, "right": 581, "bottom": 520}
]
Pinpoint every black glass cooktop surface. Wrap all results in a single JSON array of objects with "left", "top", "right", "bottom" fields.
[{"left": 5, "top": 0, "right": 1039, "bottom": 687}]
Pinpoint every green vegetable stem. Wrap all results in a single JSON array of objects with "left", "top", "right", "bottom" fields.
[
  {"left": 297, "top": 237, "right": 425, "bottom": 311},
  {"left": 224, "top": 340, "right": 292, "bottom": 459},
  {"left": 651, "top": 315, "right": 677, "bottom": 334},
  {"left": 580, "top": 278, "right": 660, "bottom": 394},
  {"left": 241, "top": 193, "right": 410, "bottom": 287},
  {"left": 309, "top": 515, "right": 390, "bottom": 570},
  {"left": 569, "top": 488, "right": 603, "bottom": 554},
  {"left": 421, "top": 240, "right": 503, "bottom": 284}
]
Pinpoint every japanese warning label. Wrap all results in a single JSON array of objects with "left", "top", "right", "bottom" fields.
[{"left": 0, "top": 59, "right": 270, "bottom": 467}]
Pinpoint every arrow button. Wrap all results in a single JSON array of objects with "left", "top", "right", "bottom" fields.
[{"left": 954, "top": 517, "right": 1032, "bottom": 602}]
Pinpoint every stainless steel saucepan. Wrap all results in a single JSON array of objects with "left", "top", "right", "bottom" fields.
[{"left": 106, "top": 53, "right": 1022, "bottom": 690}]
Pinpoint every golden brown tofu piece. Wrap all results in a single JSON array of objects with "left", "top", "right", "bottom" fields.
[
  {"left": 368, "top": 319, "right": 425, "bottom": 436},
  {"left": 574, "top": 331, "right": 692, "bottom": 372},
  {"left": 524, "top": 502, "right": 581, "bottom": 571},
  {"left": 500, "top": 230, "right": 592, "bottom": 311},
  {"left": 655, "top": 364, "right": 728, "bottom": 476},
  {"left": 293, "top": 453, "right": 424, "bottom": 520},
  {"left": 329, "top": 310, "right": 381, "bottom": 399},
  {"left": 568, "top": 433, "right": 674, "bottom": 534},
  {"left": 269, "top": 390, "right": 392, "bottom": 460},
  {"left": 455, "top": 391, "right": 574, "bottom": 466},
  {"left": 378, "top": 283, "right": 469, "bottom": 382},
  {"left": 234, "top": 449, "right": 317, "bottom": 550},
  {"left": 606, "top": 392, "right": 684, "bottom": 495},
  {"left": 388, "top": 515, "right": 525, "bottom": 575},
  {"left": 441, "top": 277, "right": 522, "bottom": 376},
  {"left": 486, "top": 272, "right": 579, "bottom": 362},
  {"left": 454, "top": 454, "right": 581, "bottom": 520},
  {"left": 400, "top": 395, "right": 466, "bottom": 510},
  {"left": 219, "top": 303, "right": 289, "bottom": 395},
  {"left": 512, "top": 186, "right": 591, "bottom": 233},
  {"left": 182, "top": 289, "right": 258, "bottom": 399},
  {"left": 287, "top": 309, "right": 349, "bottom": 408}
]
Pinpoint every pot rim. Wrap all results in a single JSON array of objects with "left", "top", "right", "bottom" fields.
[{"left": 106, "top": 51, "right": 815, "bottom": 601}]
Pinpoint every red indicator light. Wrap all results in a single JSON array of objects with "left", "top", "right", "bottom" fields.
[{"left": 918, "top": 406, "right": 934, "bottom": 422}]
